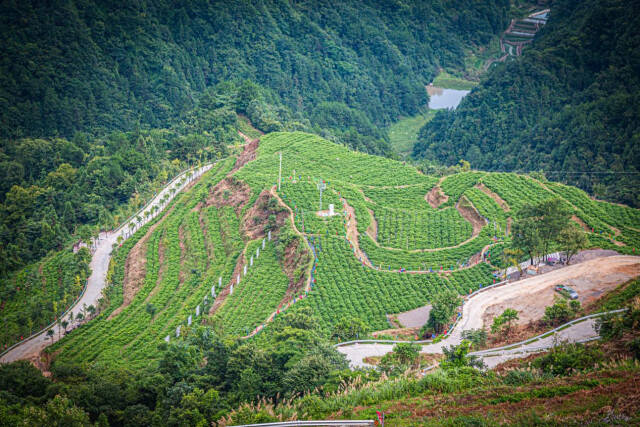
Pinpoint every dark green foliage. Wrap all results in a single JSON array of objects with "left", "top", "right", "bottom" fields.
[
  {"left": 414, "top": 0, "right": 640, "bottom": 207},
  {"left": 441, "top": 340, "right": 484, "bottom": 370},
  {"left": 461, "top": 329, "right": 487, "bottom": 349},
  {"left": 379, "top": 342, "right": 421, "bottom": 376},
  {"left": 542, "top": 298, "right": 580, "bottom": 326},
  {"left": 533, "top": 343, "right": 603, "bottom": 376},
  {"left": 0, "top": 0, "right": 509, "bottom": 141},
  {"left": 422, "top": 290, "right": 461, "bottom": 336},
  {"left": 330, "top": 317, "right": 370, "bottom": 342}
]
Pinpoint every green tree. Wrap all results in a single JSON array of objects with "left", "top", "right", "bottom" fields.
[
  {"left": 511, "top": 217, "right": 542, "bottom": 265},
  {"left": 330, "top": 317, "right": 369, "bottom": 341},
  {"left": 440, "top": 340, "right": 484, "bottom": 370},
  {"left": 558, "top": 227, "right": 588, "bottom": 265},
  {"left": 422, "top": 290, "right": 461, "bottom": 336},
  {"left": 491, "top": 308, "right": 519, "bottom": 335}
]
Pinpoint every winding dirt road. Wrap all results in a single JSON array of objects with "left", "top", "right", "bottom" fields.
[
  {"left": 1, "top": 164, "right": 214, "bottom": 364},
  {"left": 337, "top": 255, "right": 640, "bottom": 368}
]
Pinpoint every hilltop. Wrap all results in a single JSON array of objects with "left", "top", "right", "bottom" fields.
[{"left": 0, "top": 131, "right": 639, "bottom": 425}]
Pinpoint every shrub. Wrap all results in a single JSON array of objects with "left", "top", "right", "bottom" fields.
[{"left": 533, "top": 343, "right": 603, "bottom": 376}]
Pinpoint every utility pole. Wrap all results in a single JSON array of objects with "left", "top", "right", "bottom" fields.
[
  {"left": 317, "top": 179, "right": 326, "bottom": 210},
  {"left": 278, "top": 152, "right": 282, "bottom": 191}
]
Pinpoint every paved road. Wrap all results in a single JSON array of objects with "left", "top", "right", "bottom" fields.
[
  {"left": 479, "top": 319, "right": 598, "bottom": 368},
  {"left": 337, "top": 319, "right": 599, "bottom": 369},
  {"left": 337, "top": 256, "right": 639, "bottom": 368},
  {"left": 1, "top": 164, "right": 213, "bottom": 364}
]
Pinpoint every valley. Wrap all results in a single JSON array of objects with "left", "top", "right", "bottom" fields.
[{"left": 1, "top": 0, "right": 639, "bottom": 425}]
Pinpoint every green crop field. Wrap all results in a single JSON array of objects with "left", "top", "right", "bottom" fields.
[{"left": 49, "top": 131, "right": 640, "bottom": 367}]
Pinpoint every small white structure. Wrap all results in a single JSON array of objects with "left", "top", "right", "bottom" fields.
[
  {"left": 176, "top": 325, "right": 181, "bottom": 337},
  {"left": 195, "top": 305, "right": 200, "bottom": 316},
  {"left": 262, "top": 238, "right": 266, "bottom": 249},
  {"left": 243, "top": 265, "right": 247, "bottom": 276},
  {"left": 230, "top": 284, "right": 234, "bottom": 295},
  {"left": 250, "top": 256, "right": 254, "bottom": 266},
  {"left": 211, "top": 285, "right": 216, "bottom": 297},
  {"left": 187, "top": 315, "right": 192, "bottom": 326},
  {"left": 329, "top": 204, "right": 335, "bottom": 216},
  {"left": 164, "top": 335, "right": 170, "bottom": 343}
]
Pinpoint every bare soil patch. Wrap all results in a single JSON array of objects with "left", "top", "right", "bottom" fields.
[
  {"left": 371, "top": 327, "right": 421, "bottom": 340},
  {"left": 206, "top": 177, "right": 252, "bottom": 215},
  {"left": 108, "top": 205, "right": 176, "bottom": 320},
  {"left": 233, "top": 136, "right": 259, "bottom": 171},
  {"left": 242, "top": 190, "right": 287, "bottom": 240},
  {"left": 426, "top": 185, "right": 448, "bottom": 209},
  {"left": 476, "top": 182, "right": 509, "bottom": 211},
  {"left": 572, "top": 215, "right": 590, "bottom": 232},
  {"left": 279, "top": 237, "right": 312, "bottom": 306},
  {"left": 456, "top": 196, "right": 486, "bottom": 237},
  {"left": 366, "top": 208, "right": 378, "bottom": 241},
  {"left": 480, "top": 256, "right": 640, "bottom": 328}
]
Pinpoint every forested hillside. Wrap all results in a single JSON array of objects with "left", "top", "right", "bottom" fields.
[
  {"left": 414, "top": 0, "right": 640, "bottom": 207},
  {"left": 0, "top": 0, "right": 508, "bottom": 143}
]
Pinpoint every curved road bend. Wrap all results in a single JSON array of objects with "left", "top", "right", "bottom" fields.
[
  {"left": 1, "top": 164, "right": 213, "bottom": 364},
  {"left": 337, "top": 255, "right": 640, "bottom": 368}
]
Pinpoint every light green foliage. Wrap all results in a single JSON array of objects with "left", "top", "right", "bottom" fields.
[
  {"left": 464, "top": 187, "right": 509, "bottom": 233},
  {"left": 278, "top": 181, "right": 343, "bottom": 235},
  {"left": 235, "top": 132, "right": 433, "bottom": 188},
  {"left": 360, "top": 228, "right": 494, "bottom": 270},
  {"left": 213, "top": 240, "right": 289, "bottom": 336},
  {"left": 490, "top": 308, "right": 519, "bottom": 334},
  {"left": 52, "top": 159, "right": 238, "bottom": 366},
  {"left": 374, "top": 206, "right": 473, "bottom": 250},
  {"left": 362, "top": 182, "right": 437, "bottom": 211},
  {"left": 0, "top": 249, "right": 90, "bottom": 349},
  {"left": 481, "top": 173, "right": 558, "bottom": 215},
  {"left": 440, "top": 172, "right": 486, "bottom": 204},
  {"left": 387, "top": 111, "right": 437, "bottom": 157},
  {"left": 298, "top": 236, "right": 492, "bottom": 331}
]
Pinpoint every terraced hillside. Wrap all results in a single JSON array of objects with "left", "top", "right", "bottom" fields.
[{"left": 50, "top": 132, "right": 640, "bottom": 367}]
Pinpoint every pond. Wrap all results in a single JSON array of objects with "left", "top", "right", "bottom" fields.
[{"left": 426, "top": 86, "right": 470, "bottom": 109}]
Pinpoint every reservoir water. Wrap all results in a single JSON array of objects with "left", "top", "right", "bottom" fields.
[{"left": 426, "top": 86, "right": 470, "bottom": 109}]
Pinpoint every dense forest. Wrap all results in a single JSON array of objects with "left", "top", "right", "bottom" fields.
[
  {"left": 414, "top": 0, "right": 640, "bottom": 207},
  {"left": 0, "top": 81, "right": 295, "bottom": 275},
  {"left": 0, "top": 0, "right": 509, "bottom": 143}
]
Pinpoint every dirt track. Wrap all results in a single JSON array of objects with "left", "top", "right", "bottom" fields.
[{"left": 481, "top": 255, "right": 640, "bottom": 327}]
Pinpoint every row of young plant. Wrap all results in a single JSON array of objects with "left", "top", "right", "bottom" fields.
[
  {"left": 278, "top": 181, "right": 343, "bottom": 235},
  {"left": 480, "top": 173, "right": 557, "bottom": 216},
  {"left": 358, "top": 228, "right": 496, "bottom": 272},
  {"left": 440, "top": 171, "right": 486, "bottom": 205},
  {"left": 374, "top": 205, "right": 473, "bottom": 250},
  {"left": 546, "top": 181, "right": 640, "bottom": 248},
  {"left": 212, "top": 239, "right": 289, "bottom": 336},
  {"left": 362, "top": 181, "right": 437, "bottom": 211},
  {"left": 52, "top": 159, "right": 238, "bottom": 366},
  {"left": 463, "top": 187, "right": 509, "bottom": 235},
  {"left": 0, "top": 249, "right": 91, "bottom": 350},
  {"left": 295, "top": 236, "right": 494, "bottom": 330},
  {"left": 235, "top": 132, "right": 433, "bottom": 188}
]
